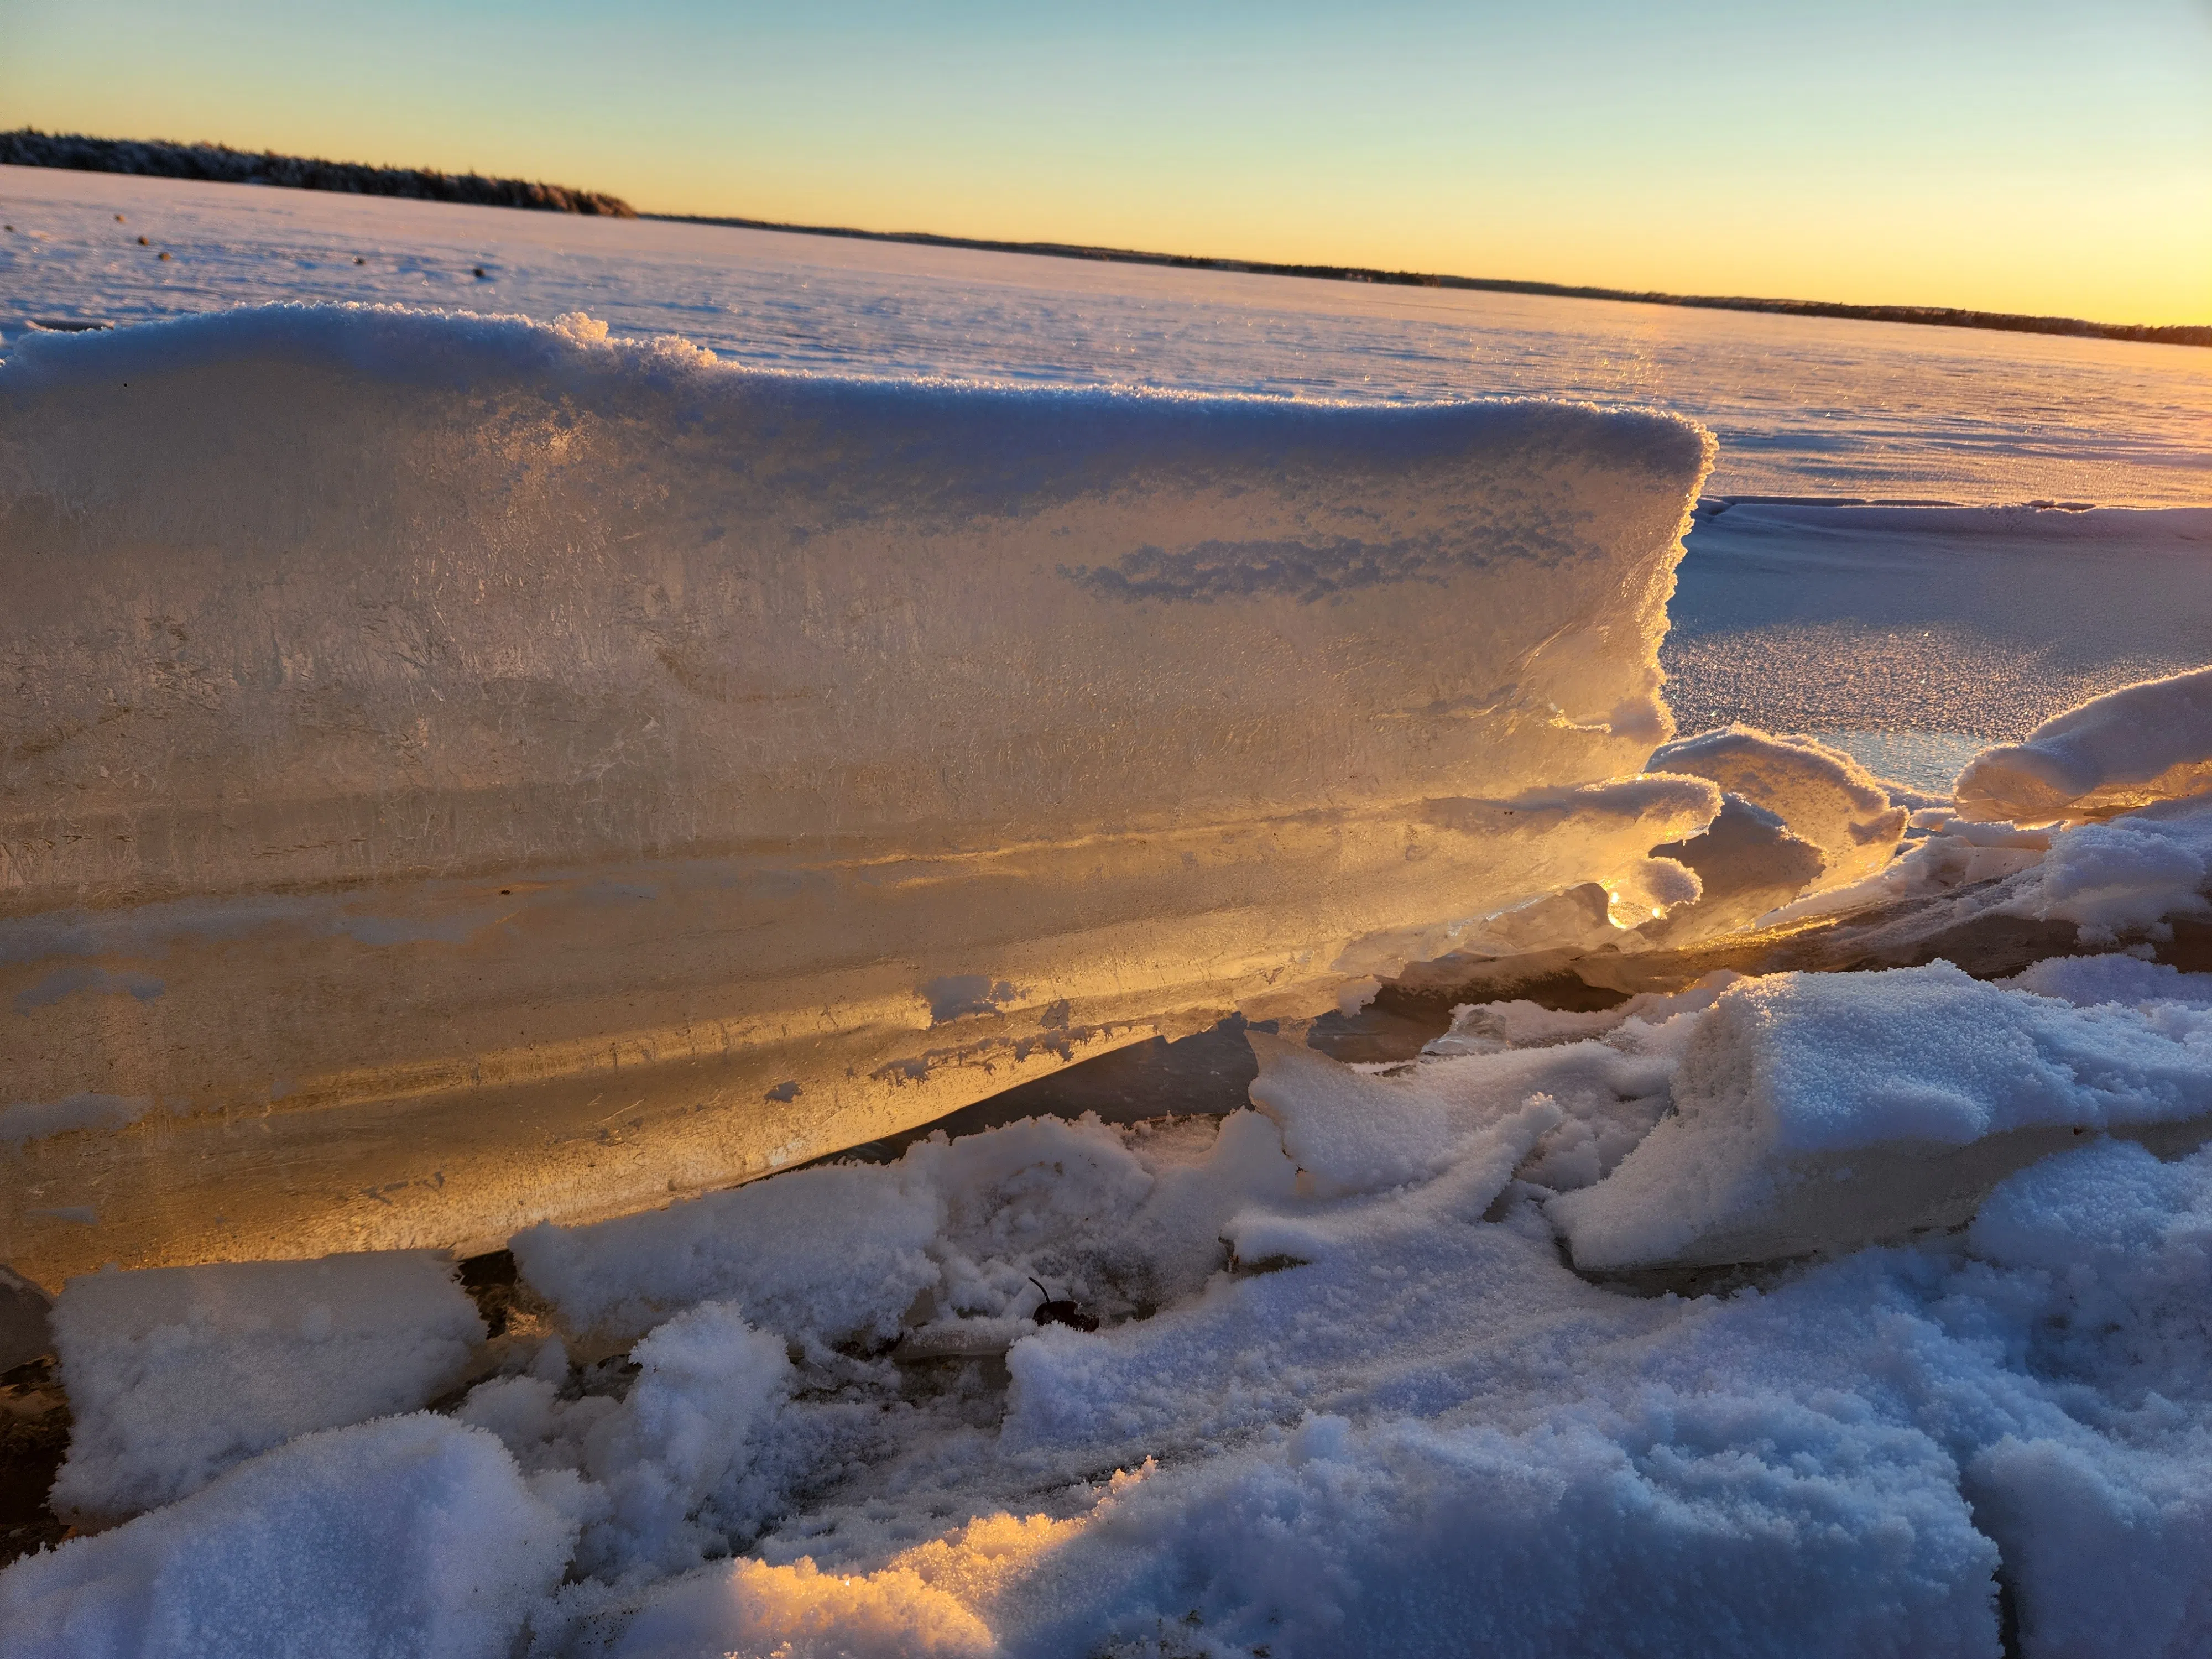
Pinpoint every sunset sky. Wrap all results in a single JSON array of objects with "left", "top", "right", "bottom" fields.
[{"left": 7, "top": 0, "right": 2209, "bottom": 324}]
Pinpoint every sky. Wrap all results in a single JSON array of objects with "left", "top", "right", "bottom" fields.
[{"left": 5, "top": 0, "right": 2210, "bottom": 324}]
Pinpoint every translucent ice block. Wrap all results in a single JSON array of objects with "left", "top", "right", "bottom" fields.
[{"left": 0, "top": 305, "right": 1714, "bottom": 1281}]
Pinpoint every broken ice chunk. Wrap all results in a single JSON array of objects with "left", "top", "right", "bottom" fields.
[
  {"left": 1956, "top": 663, "right": 2212, "bottom": 824},
  {"left": 511, "top": 1162, "right": 942, "bottom": 1348},
  {"left": 1640, "top": 794, "right": 1827, "bottom": 943},
  {"left": 50, "top": 1250, "right": 484, "bottom": 1519},
  {"left": 0, "top": 1414, "right": 575, "bottom": 1658},
  {"left": 1996, "top": 795, "right": 2212, "bottom": 941},
  {"left": 1551, "top": 962, "right": 2212, "bottom": 1271},
  {"left": 1648, "top": 726, "right": 1907, "bottom": 890}
]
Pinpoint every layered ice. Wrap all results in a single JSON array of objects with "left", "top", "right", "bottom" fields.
[{"left": 0, "top": 302, "right": 1716, "bottom": 1283}]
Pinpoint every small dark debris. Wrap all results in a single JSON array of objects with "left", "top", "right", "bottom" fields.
[
  {"left": 1028, "top": 1277, "right": 1099, "bottom": 1333},
  {"left": 135, "top": 235, "right": 147, "bottom": 245},
  {"left": 0, "top": 1355, "right": 71, "bottom": 1570},
  {"left": 354, "top": 256, "right": 366, "bottom": 264},
  {"left": 565, "top": 1354, "right": 641, "bottom": 1404},
  {"left": 114, "top": 213, "right": 124, "bottom": 221},
  {"left": 1228, "top": 1251, "right": 1306, "bottom": 1279},
  {"left": 1585, "top": 1253, "right": 1819, "bottom": 1301},
  {"left": 455, "top": 1248, "right": 546, "bottom": 1339},
  {"left": 472, "top": 266, "right": 487, "bottom": 279}
]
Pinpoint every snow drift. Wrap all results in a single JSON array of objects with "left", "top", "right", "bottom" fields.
[{"left": 0, "top": 304, "right": 1714, "bottom": 1281}]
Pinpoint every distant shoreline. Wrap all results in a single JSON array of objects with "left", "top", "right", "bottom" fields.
[
  {"left": 6, "top": 128, "right": 2197, "bottom": 347},
  {"left": 652, "top": 212, "right": 2211, "bottom": 351},
  {"left": 1, "top": 128, "right": 635, "bottom": 218}
]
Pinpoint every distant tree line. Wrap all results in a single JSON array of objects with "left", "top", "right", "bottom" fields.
[
  {"left": 658, "top": 213, "right": 2211, "bottom": 350},
  {"left": 1, "top": 129, "right": 635, "bottom": 217}
]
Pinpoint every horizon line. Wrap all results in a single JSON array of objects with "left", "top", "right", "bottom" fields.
[
  {"left": 647, "top": 211, "right": 2212, "bottom": 351},
  {"left": 5, "top": 129, "right": 2203, "bottom": 347}
]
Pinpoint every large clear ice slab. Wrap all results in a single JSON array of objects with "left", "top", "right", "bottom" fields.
[{"left": 0, "top": 305, "right": 1713, "bottom": 1281}]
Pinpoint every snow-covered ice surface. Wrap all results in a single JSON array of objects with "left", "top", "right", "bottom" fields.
[
  {"left": 5, "top": 166, "right": 2206, "bottom": 508},
  {"left": 1664, "top": 504, "right": 2212, "bottom": 773},
  {"left": 7, "top": 169, "right": 2212, "bottom": 1657}
]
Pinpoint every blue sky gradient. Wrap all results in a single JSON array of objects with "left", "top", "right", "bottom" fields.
[{"left": 5, "top": 0, "right": 2208, "bottom": 320}]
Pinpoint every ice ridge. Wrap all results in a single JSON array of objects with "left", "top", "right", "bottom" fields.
[{"left": 0, "top": 302, "right": 1714, "bottom": 1279}]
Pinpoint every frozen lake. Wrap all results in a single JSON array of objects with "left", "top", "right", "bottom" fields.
[
  {"left": 10, "top": 167, "right": 2212, "bottom": 1659},
  {"left": 5, "top": 163, "right": 2208, "bottom": 508}
]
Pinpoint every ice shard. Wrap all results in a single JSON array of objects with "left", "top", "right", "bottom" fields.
[{"left": 1, "top": 305, "right": 1714, "bottom": 1281}]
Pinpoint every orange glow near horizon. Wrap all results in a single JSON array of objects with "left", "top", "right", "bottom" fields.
[{"left": 6, "top": 0, "right": 2209, "bottom": 327}]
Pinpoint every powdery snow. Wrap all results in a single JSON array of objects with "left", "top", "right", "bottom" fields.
[
  {"left": 49, "top": 1253, "right": 484, "bottom": 1518},
  {"left": 0, "top": 1415, "right": 578, "bottom": 1659}
]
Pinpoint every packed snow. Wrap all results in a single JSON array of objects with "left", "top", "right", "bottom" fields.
[
  {"left": 2, "top": 1416, "right": 578, "bottom": 1658},
  {"left": 4, "top": 166, "right": 2212, "bottom": 1658},
  {"left": 48, "top": 1253, "right": 484, "bottom": 1518},
  {"left": 1552, "top": 961, "right": 2212, "bottom": 1270}
]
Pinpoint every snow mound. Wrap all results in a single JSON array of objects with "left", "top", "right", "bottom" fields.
[
  {"left": 49, "top": 1251, "right": 483, "bottom": 1518},
  {"left": 515, "top": 1110, "right": 1297, "bottom": 1355},
  {"left": 12, "top": 1010, "right": 2212, "bottom": 1653},
  {"left": 1996, "top": 795, "right": 2212, "bottom": 942},
  {"left": 0, "top": 302, "right": 1716, "bottom": 1284},
  {"left": 0, "top": 1414, "right": 576, "bottom": 1659},
  {"left": 1956, "top": 664, "right": 2212, "bottom": 824},
  {"left": 1552, "top": 961, "right": 2212, "bottom": 1270}
]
